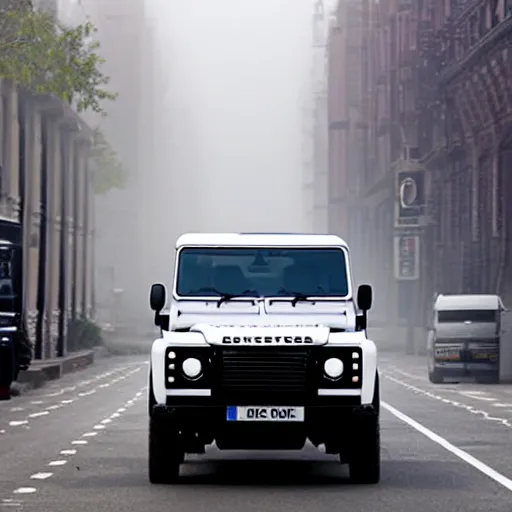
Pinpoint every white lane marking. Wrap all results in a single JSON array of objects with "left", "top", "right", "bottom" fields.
[
  {"left": 384, "top": 373, "right": 512, "bottom": 428},
  {"left": 6, "top": 386, "right": 146, "bottom": 498},
  {"left": 78, "top": 390, "right": 96, "bottom": 397},
  {"left": 93, "top": 424, "right": 105, "bottom": 430},
  {"left": 492, "top": 403, "right": 512, "bottom": 408},
  {"left": 101, "top": 419, "right": 112, "bottom": 424},
  {"left": 117, "top": 408, "right": 126, "bottom": 413},
  {"left": 383, "top": 401, "right": 512, "bottom": 492},
  {"left": 28, "top": 411, "right": 50, "bottom": 418},
  {"left": 1, "top": 498, "right": 22, "bottom": 507},
  {"left": 9, "top": 407, "right": 24, "bottom": 412},
  {"left": 2, "top": 366, "right": 144, "bottom": 432},
  {"left": 459, "top": 392, "right": 497, "bottom": 401},
  {"left": 82, "top": 432, "right": 97, "bottom": 437},
  {"left": 45, "top": 405, "right": 62, "bottom": 411},
  {"left": 30, "top": 472, "right": 53, "bottom": 480},
  {"left": 60, "top": 449, "right": 77, "bottom": 456}
]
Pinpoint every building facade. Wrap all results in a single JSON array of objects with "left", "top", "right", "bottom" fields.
[
  {"left": 327, "top": 0, "right": 512, "bottom": 349},
  {"left": 326, "top": 0, "right": 369, "bottom": 286},
  {"left": 1, "top": 83, "right": 94, "bottom": 359}
]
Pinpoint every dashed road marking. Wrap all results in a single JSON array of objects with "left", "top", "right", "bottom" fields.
[
  {"left": 60, "top": 449, "right": 77, "bottom": 456},
  {"left": 45, "top": 405, "right": 62, "bottom": 411},
  {"left": 383, "top": 401, "right": 512, "bottom": 492},
  {"left": 1, "top": 366, "right": 143, "bottom": 433},
  {"left": 3, "top": 386, "right": 146, "bottom": 501},
  {"left": 30, "top": 473, "right": 53, "bottom": 480},
  {"left": 8, "top": 421, "right": 28, "bottom": 427},
  {"left": 93, "top": 424, "right": 105, "bottom": 430},
  {"left": 28, "top": 411, "right": 50, "bottom": 418}
]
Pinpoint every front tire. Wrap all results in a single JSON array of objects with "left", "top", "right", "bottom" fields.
[
  {"left": 348, "top": 412, "right": 380, "bottom": 484},
  {"left": 148, "top": 417, "right": 183, "bottom": 484},
  {"left": 428, "top": 368, "right": 443, "bottom": 384}
]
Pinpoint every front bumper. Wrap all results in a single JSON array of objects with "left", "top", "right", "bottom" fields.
[
  {"left": 152, "top": 402, "right": 376, "bottom": 449},
  {"left": 434, "top": 361, "right": 499, "bottom": 377}
]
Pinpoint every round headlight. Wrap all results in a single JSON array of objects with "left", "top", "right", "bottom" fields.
[
  {"left": 182, "top": 357, "right": 202, "bottom": 379},
  {"left": 324, "top": 358, "right": 344, "bottom": 380}
]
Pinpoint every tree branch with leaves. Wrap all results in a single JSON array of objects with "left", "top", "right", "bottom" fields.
[
  {"left": 90, "top": 128, "right": 127, "bottom": 195},
  {"left": 0, "top": 3, "right": 117, "bottom": 115}
]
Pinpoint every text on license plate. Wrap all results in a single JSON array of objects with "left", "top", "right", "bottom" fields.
[{"left": 226, "top": 406, "right": 304, "bottom": 422}]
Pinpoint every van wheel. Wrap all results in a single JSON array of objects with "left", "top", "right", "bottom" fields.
[{"left": 428, "top": 368, "right": 443, "bottom": 384}]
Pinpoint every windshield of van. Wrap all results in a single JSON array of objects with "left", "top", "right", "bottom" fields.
[
  {"left": 175, "top": 247, "right": 349, "bottom": 298},
  {"left": 437, "top": 310, "right": 497, "bottom": 323}
]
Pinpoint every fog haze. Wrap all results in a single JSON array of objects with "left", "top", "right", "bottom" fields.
[{"left": 148, "top": 0, "right": 311, "bottom": 234}]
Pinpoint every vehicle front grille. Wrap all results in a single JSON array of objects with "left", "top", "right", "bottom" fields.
[{"left": 217, "top": 347, "right": 311, "bottom": 404}]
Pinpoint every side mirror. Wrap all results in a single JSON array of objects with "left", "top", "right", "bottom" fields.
[
  {"left": 150, "top": 283, "right": 166, "bottom": 312},
  {"left": 357, "top": 284, "right": 372, "bottom": 311}
]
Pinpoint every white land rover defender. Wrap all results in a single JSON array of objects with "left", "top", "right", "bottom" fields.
[{"left": 147, "top": 233, "right": 380, "bottom": 484}]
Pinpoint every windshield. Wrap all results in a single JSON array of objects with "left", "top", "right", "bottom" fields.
[
  {"left": 175, "top": 247, "right": 349, "bottom": 298},
  {"left": 437, "top": 310, "right": 497, "bottom": 323}
]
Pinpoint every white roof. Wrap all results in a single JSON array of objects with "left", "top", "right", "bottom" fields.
[
  {"left": 176, "top": 232, "right": 348, "bottom": 248},
  {"left": 434, "top": 294, "right": 503, "bottom": 311}
]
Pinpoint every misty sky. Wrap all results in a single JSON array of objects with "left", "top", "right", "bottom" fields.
[{"left": 147, "top": 0, "right": 312, "bottom": 234}]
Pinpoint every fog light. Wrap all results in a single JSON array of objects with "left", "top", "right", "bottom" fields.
[
  {"left": 168, "top": 376, "right": 175, "bottom": 383},
  {"left": 352, "top": 376, "right": 359, "bottom": 383},
  {"left": 182, "top": 358, "right": 202, "bottom": 379},
  {"left": 168, "top": 364, "right": 175, "bottom": 370},
  {"left": 352, "top": 363, "right": 358, "bottom": 370},
  {"left": 324, "top": 358, "right": 344, "bottom": 380}
]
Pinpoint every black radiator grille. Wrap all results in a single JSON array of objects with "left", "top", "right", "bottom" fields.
[{"left": 218, "top": 348, "right": 311, "bottom": 403}]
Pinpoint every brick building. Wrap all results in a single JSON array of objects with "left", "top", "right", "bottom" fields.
[{"left": 327, "top": 0, "right": 512, "bottom": 348}]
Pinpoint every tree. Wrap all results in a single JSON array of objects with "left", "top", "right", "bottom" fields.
[
  {"left": 90, "top": 128, "right": 127, "bottom": 195},
  {"left": 0, "top": 2, "right": 117, "bottom": 115}
]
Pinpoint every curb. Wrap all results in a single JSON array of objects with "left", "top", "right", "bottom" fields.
[{"left": 12, "top": 348, "right": 101, "bottom": 395}]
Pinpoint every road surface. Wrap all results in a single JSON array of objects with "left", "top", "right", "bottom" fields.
[{"left": 1, "top": 353, "right": 512, "bottom": 511}]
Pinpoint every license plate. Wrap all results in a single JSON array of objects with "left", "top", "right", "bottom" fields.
[
  {"left": 435, "top": 347, "right": 460, "bottom": 361},
  {"left": 226, "top": 406, "right": 304, "bottom": 422}
]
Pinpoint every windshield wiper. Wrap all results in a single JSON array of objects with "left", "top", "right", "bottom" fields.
[
  {"left": 278, "top": 287, "right": 325, "bottom": 307},
  {"left": 189, "top": 287, "right": 259, "bottom": 308}
]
